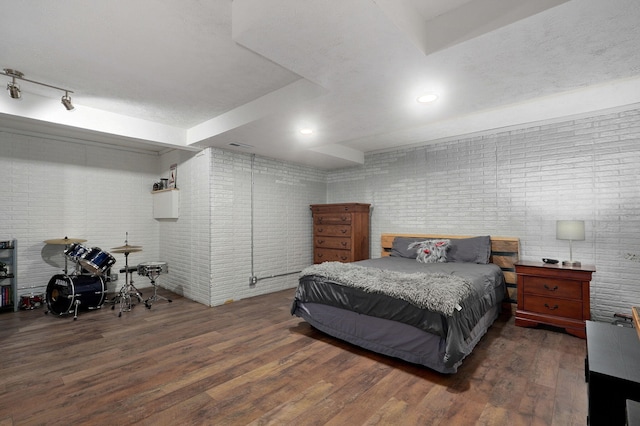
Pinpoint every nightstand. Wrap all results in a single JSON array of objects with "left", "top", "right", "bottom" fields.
[{"left": 515, "top": 261, "right": 595, "bottom": 339}]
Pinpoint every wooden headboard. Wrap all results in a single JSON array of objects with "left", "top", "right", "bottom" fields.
[{"left": 380, "top": 233, "right": 520, "bottom": 305}]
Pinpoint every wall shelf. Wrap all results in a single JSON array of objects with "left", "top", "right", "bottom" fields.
[
  {"left": 152, "top": 188, "right": 179, "bottom": 219},
  {"left": 0, "top": 239, "right": 18, "bottom": 312}
]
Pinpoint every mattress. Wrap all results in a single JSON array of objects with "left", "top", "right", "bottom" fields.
[{"left": 291, "top": 257, "right": 506, "bottom": 373}]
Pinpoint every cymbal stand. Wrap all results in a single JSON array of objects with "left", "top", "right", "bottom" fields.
[{"left": 112, "top": 251, "right": 143, "bottom": 317}]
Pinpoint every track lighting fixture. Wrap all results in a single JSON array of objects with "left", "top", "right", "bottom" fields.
[
  {"left": 2, "top": 68, "right": 75, "bottom": 111},
  {"left": 6, "top": 70, "right": 22, "bottom": 99},
  {"left": 61, "top": 91, "right": 74, "bottom": 111}
]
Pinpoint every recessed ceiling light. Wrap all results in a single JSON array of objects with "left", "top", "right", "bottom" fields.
[
  {"left": 416, "top": 92, "right": 439, "bottom": 103},
  {"left": 300, "top": 128, "right": 313, "bottom": 135}
]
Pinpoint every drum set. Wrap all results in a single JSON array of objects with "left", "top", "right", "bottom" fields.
[{"left": 43, "top": 235, "right": 170, "bottom": 320}]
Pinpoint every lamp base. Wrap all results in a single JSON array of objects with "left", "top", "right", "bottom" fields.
[{"left": 562, "top": 260, "right": 581, "bottom": 267}]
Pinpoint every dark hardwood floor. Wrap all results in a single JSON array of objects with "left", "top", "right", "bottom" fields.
[{"left": 0, "top": 288, "right": 587, "bottom": 425}]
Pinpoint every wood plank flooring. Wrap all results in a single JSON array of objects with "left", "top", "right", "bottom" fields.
[{"left": 0, "top": 288, "right": 587, "bottom": 425}]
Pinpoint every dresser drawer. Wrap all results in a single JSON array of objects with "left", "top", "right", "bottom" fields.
[
  {"left": 314, "top": 214, "right": 352, "bottom": 225},
  {"left": 522, "top": 276, "right": 582, "bottom": 300},
  {"left": 314, "top": 237, "right": 351, "bottom": 250},
  {"left": 314, "top": 248, "right": 353, "bottom": 263},
  {"left": 523, "top": 295, "right": 583, "bottom": 320},
  {"left": 314, "top": 224, "right": 351, "bottom": 237}
]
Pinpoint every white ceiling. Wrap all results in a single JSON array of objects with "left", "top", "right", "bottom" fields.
[{"left": 1, "top": 0, "right": 639, "bottom": 169}]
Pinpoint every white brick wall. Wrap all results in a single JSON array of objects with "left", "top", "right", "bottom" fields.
[
  {"left": 156, "top": 149, "right": 211, "bottom": 305},
  {"left": 0, "top": 131, "right": 160, "bottom": 300},
  {"left": 328, "top": 107, "right": 640, "bottom": 321},
  {"left": 4, "top": 105, "right": 640, "bottom": 322},
  {"left": 209, "top": 149, "right": 326, "bottom": 305}
]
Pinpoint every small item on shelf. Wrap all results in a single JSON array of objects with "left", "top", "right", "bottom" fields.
[
  {"left": 542, "top": 258, "right": 559, "bottom": 264},
  {"left": 0, "top": 241, "right": 12, "bottom": 249}
]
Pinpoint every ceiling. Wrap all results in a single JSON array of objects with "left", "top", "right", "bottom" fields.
[{"left": 1, "top": 0, "right": 639, "bottom": 169}]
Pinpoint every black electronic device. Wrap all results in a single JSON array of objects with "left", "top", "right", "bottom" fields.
[{"left": 542, "top": 258, "right": 559, "bottom": 264}]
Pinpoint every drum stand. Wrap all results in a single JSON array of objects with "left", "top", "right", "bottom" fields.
[
  {"left": 111, "top": 252, "right": 143, "bottom": 317},
  {"left": 143, "top": 271, "right": 172, "bottom": 309}
]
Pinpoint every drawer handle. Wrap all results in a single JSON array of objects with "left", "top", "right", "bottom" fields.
[
  {"left": 340, "top": 256, "right": 348, "bottom": 261},
  {"left": 341, "top": 216, "right": 348, "bottom": 221},
  {"left": 341, "top": 241, "right": 347, "bottom": 247},
  {"left": 341, "top": 229, "right": 347, "bottom": 234},
  {"left": 543, "top": 284, "right": 559, "bottom": 291},
  {"left": 317, "top": 239, "right": 325, "bottom": 244},
  {"left": 544, "top": 303, "right": 559, "bottom": 311},
  {"left": 317, "top": 253, "right": 323, "bottom": 258},
  {"left": 318, "top": 228, "right": 323, "bottom": 233}
]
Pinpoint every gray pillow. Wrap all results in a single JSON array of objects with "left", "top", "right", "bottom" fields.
[
  {"left": 390, "top": 237, "right": 424, "bottom": 259},
  {"left": 447, "top": 236, "right": 492, "bottom": 264}
]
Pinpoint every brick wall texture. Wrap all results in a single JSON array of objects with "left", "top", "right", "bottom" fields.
[{"left": 1, "top": 105, "right": 640, "bottom": 321}]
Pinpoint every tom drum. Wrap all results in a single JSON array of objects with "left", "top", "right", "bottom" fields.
[
  {"left": 63, "top": 243, "right": 89, "bottom": 261},
  {"left": 78, "top": 247, "right": 116, "bottom": 275}
]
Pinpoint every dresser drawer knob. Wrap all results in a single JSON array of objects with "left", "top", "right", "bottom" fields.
[
  {"left": 341, "top": 216, "right": 347, "bottom": 221},
  {"left": 543, "top": 284, "right": 559, "bottom": 291},
  {"left": 318, "top": 228, "right": 323, "bottom": 233},
  {"left": 340, "top": 256, "right": 348, "bottom": 261},
  {"left": 341, "top": 229, "right": 347, "bottom": 234},
  {"left": 341, "top": 241, "right": 347, "bottom": 247},
  {"left": 317, "top": 253, "right": 323, "bottom": 258},
  {"left": 544, "top": 303, "right": 559, "bottom": 311},
  {"left": 317, "top": 239, "right": 325, "bottom": 244}
]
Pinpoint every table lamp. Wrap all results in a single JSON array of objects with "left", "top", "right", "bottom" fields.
[{"left": 556, "top": 220, "right": 585, "bottom": 267}]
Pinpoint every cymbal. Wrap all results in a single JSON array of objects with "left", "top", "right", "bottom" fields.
[
  {"left": 44, "top": 237, "right": 87, "bottom": 245},
  {"left": 112, "top": 244, "right": 143, "bottom": 250},
  {"left": 111, "top": 248, "right": 143, "bottom": 254}
]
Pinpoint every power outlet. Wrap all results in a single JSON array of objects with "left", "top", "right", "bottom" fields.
[{"left": 249, "top": 276, "right": 258, "bottom": 286}]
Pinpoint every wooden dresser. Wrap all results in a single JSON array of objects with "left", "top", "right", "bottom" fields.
[
  {"left": 515, "top": 261, "right": 595, "bottom": 339},
  {"left": 310, "top": 203, "right": 370, "bottom": 263}
]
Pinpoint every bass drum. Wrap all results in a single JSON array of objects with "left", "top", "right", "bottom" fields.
[{"left": 46, "top": 274, "right": 106, "bottom": 316}]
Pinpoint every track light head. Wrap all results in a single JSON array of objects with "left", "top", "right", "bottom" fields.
[
  {"left": 7, "top": 80, "right": 21, "bottom": 99},
  {"left": 61, "top": 92, "right": 74, "bottom": 111}
]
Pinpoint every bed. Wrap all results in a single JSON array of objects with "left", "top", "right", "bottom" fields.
[{"left": 291, "top": 233, "right": 519, "bottom": 373}]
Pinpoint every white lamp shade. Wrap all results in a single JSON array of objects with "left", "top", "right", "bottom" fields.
[{"left": 556, "top": 220, "right": 585, "bottom": 241}]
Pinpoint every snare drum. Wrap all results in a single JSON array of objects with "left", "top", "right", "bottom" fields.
[
  {"left": 46, "top": 274, "right": 106, "bottom": 316},
  {"left": 137, "top": 262, "right": 168, "bottom": 276},
  {"left": 64, "top": 243, "right": 89, "bottom": 261},
  {"left": 79, "top": 247, "right": 116, "bottom": 275}
]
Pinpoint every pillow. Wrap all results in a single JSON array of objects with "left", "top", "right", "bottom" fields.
[
  {"left": 447, "top": 236, "right": 491, "bottom": 264},
  {"left": 408, "top": 239, "right": 450, "bottom": 263},
  {"left": 390, "top": 237, "right": 425, "bottom": 259}
]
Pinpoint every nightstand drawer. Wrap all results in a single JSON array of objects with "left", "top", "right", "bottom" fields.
[
  {"left": 314, "top": 248, "right": 352, "bottom": 263},
  {"left": 314, "top": 237, "right": 351, "bottom": 250},
  {"left": 522, "top": 276, "right": 582, "bottom": 300},
  {"left": 523, "top": 295, "right": 583, "bottom": 319},
  {"left": 314, "top": 225, "right": 351, "bottom": 237}
]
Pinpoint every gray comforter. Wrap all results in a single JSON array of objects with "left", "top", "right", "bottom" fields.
[{"left": 292, "top": 257, "right": 506, "bottom": 369}]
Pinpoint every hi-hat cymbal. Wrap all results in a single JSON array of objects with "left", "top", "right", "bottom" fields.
[
  {"left": 111, "top": 248, "right": 143, "bottom": 254},
  {"left": 44, "top": 237, "right": 87, "bottom": 245},
  {"left": 112, "top": 244, "right": 143, "bottom": 250}
]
